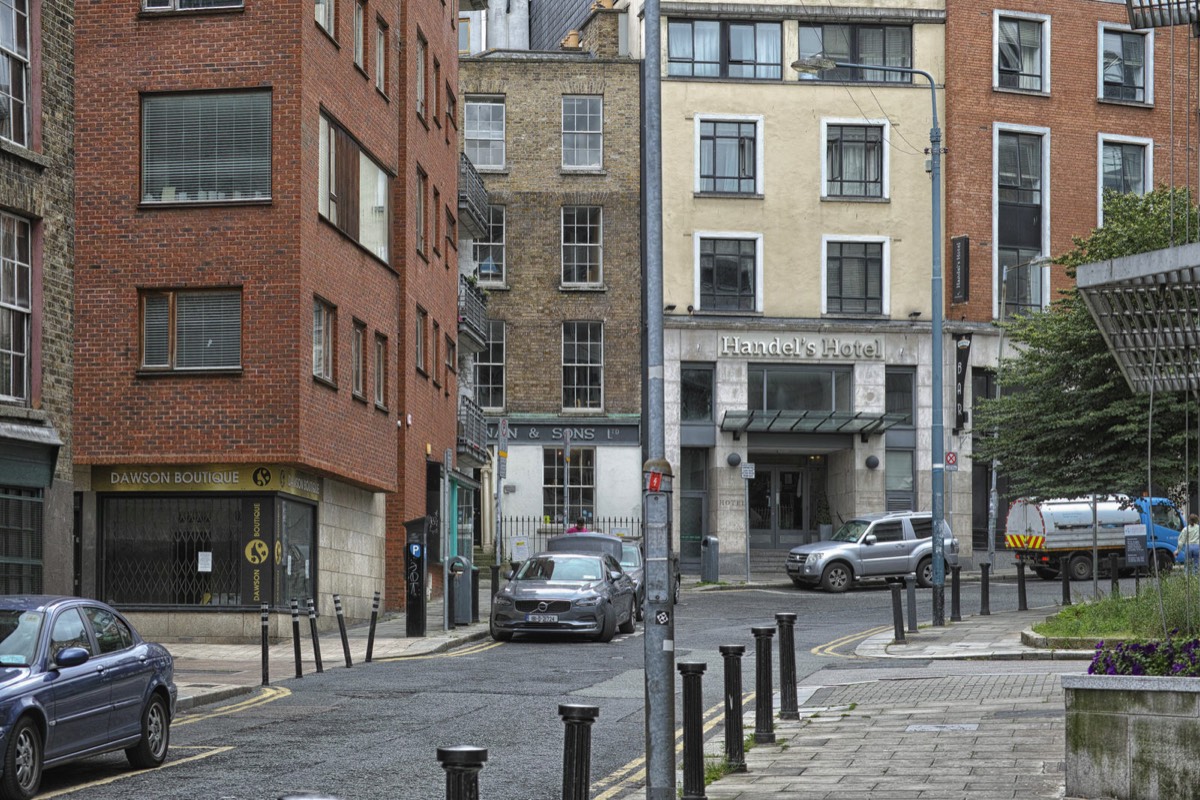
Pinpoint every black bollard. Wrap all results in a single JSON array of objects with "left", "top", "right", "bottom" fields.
[
  {"left": 890, "top": 582, "right": 906, "bottom": 643},
  {"left": 1017, "top": 561, "right": 1028, "bottom": 611},
  {"left": 1060, "top": 556, "right": 1072, "bottom": 606},
  {"left": 491, "top": 564, "right": 501, "bottom": 599},
  {"left": 678, "top": 663, "right": 707, "bottom": 800},
  {"left": 775, "top": 613, "right": 798, "bottom": 721},
  {"left": 751, "top": 625, "right": 775, "bottom": 744},
  {"left": 334, "top": 594, "right": 352, "bottom": 668},
  {"left": 447, "top": 571, "right": 457, "bottom": 632},
  {"left": 906, "top": 574, "right": 918, "bottom": 632},
  {"left": 307, "top": 598, "right": 324, "bottom": 674},
  {"left": 471, "top": 566, "right": 480, "bottom": 623},
  {"left": 437, "top": 746, "right": 487, "bottom": 800},
  {"left": 559, "top": 704, "right": 600, "bottom": 800},
  {"left": 290, "top": 598, "right": 303, "bottom": 679},
  {"left": 719, "top": 645, "right": 746, "bottom": 773},
  {"left": 1109, "top": 554, "right": 1120, "bottom": 597},
  {"left": 980, "top": 563, "right": 991, "bottom": 616},
  {"left": 950, "top": 565, "right": 962, "bottom": 622},
  {"left": 261, "top": 603, "right": 270, "bottom": 686},
  {"left": 366, "top": 591, "right": 380, "bottom": 663}
]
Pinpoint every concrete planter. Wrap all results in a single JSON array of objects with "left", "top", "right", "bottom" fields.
[{"left": 1063, "top": 673, "right": 1200, "bottom": 800}]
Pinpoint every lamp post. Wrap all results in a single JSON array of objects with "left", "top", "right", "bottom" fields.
[{"left": 793, "top": 57, "right": 947, "bottom": 625}]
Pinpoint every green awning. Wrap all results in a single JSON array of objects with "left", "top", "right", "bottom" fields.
[
  {"left": 0, "top": 422, "right": 63, "bottom": 489},
  {"left": 719, "top": 410, "right": 909, "bottom": 440}
]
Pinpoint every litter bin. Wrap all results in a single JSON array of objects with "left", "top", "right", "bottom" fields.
[{"left": 700, "top": 535, "right": 720, "bottom": 583}]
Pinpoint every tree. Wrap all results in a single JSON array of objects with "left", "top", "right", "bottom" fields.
[{"left": 971, "top": 187, "right": 1199, "bottom": 502}]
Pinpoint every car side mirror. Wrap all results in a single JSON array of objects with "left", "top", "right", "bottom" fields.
[
  {"left": 54, "top": 647, "right": 90, "bottom": 669},
  {"left": 863, "top": 534, "right": 877, "bottom": 546},
  {"left": 609, "top": 570, "right": 622, "bottom": 582},
  {"left": 505, "top": 570, "right": 514, "bottom": 580}
]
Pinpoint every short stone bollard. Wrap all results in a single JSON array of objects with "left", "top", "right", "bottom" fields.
[
  {"left": 560, "top": 704, "right": 599, "bottom": 800},
  {"left": 366, "top": 591, "right": 380, "bottom": 663},
  {"left": 261, "top": 603, "right": 270, "bottom": 686},
  {"left": 751, "top": 625, "right": 775, "bottom": 744},
  {"left": 719, "top": 645, "right": 746, "bottom": 773},
  {"left": 334, "top": 594, "right": 352, "bottom": 669},
  {"left": 290, "top": 598, "right": 303, "bottom": 679},
  {"left": 678, "top": 663, "right": 707, "bottom": 800},
  {"left": 1017, "top": 561, "right": 1028, "bottom": 611},
  {"left": 980, "top": 562, "right": 991, "bottom": 616},
  {"left": 775, "top": 613, "right": 798, "bottom": 720},
  {"left": 437, "top": 745, "right": 488, "bottom": 800},
  {"left": 307, "top": 598, "right": 324, "bottom": 674},
  {"left": 889, "top": 582, "right": 906, "bottom": 644}
]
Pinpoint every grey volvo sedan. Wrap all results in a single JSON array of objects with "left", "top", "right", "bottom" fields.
[{"left": 489, "top": 551, "right": 638, "bottom": 642}]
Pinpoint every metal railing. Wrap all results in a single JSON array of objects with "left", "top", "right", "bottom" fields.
[
  {"left": 457, "top": 394, "right": 490, "bottom": 468},
  {"left": 458, "top": 275, "right": 488, "bottom": 352},
  {"left": 458, "top": 152, "right": 489, "bottom": 240},
  {"left": 498, "top": 516, "right": 644, "bottom": 560}
]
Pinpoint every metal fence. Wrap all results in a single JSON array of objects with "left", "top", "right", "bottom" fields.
[{"left": 498, "top": 516, "right": 643, "bottom": 561}]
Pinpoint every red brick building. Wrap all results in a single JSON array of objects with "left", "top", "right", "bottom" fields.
[{"left": 73, "top": 0, "right": 415, "bottom": 640}]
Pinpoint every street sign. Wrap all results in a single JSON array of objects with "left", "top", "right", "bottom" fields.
[
  {"left": 945, "top": 451, "right": 959, "bottom": 472},
  {"left": 497, "top": 447, "right": 507, "bottom": 479},
  {"left": 741, "top": 462, "right": 756, "bottom": 480},
  {"left": 498, "top": 417, "right": 509, "bottom": 440}
]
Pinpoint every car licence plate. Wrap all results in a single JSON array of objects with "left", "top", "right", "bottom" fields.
[{"left": 526, "top": 613, "right": 558, "bottom": 623}]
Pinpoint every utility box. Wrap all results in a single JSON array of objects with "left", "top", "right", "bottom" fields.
[
  {"left": 701, "top": 535, "right": 720, "bottom": 583},
  {"left": 449, "top": 556, "right": 472, "bottom": 626}
]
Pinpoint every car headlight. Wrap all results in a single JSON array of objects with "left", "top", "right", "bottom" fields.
[
  {"left": 574, "top": 594, "right": 603, "bottom": 607},
  {"left": 493, "top": 594, "right": 514, "bottom": 607},
  {"left": 806, "top": 552, "right": 825, "bottom": 564}
]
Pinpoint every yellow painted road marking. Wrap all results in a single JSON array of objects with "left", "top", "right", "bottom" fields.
[
  {"left": 374, "top": 640, "right": 504, "bottom": 661},
  {"left": 37, "top": 746, "right": 234, "bottom": 797},
  {"left": 175, "top": 685, "right": 291, "bottom": 726},
  {"left": 812, "top": 625, "right": 889, "bottom": 658}
]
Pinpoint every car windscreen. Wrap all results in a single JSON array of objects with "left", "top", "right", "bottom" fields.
[
  {"left": 832, "top": 520, "right": 870, "bottom": 542},
  {"left": 0, "top": 610, "right": 43, "bottom": 667},
  {"left": 516, "top": 555, "right": 604, "bottom": 582},
  {"left": 620, "top": 545, "right": 641, "bottom": 569}
]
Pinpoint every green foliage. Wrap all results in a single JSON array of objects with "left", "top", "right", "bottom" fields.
[
  {"left": 1033, "top": 573, "right": 1200, "bottom": 640},
  {"left": 971, "top": 187, "right": 1199, "bottom": 500},
  {"left": 1033, "top": 592, "right": 1134, "bottom": 638}
]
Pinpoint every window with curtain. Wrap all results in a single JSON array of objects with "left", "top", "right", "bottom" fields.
[
  {"left": 312, "top": 298, "right": 335, "bottom": 381},
  {"left": 318, "top": 114, "right": 391, "bottom": 262},
  {"left": 474, "top": 205, "right": 505, "bottom": 285},
  {"left": 1102, "top": 29, "right": 1146, "bottom": 102},
  {"left": 1102, "top": 141, "right": 1146, "bottom": 196},
  {"left": 826, "top": 124, "right": 883, "bottom": 197},
  {"left": 562, "top": 321, "right": 603, "bottom": 410},
  {"left": 141, "top": 289, "right": 242, "bottom": 371},
  {"left": 0, "top": 212, "right": 30, "bottom": 400},
  {"left": 798, "top": 24, "right": 912, "bottom": 82},
  {"left": 465, "top": 97, "right": 505, "bottom": 168},
  {"left": 825, "top": 240, "right": 884, "bottom": 314},
  {"left": 142, "top": 91, "right": 272, "bottom": 204},
  {"left": 561, "top": 206, "right": 602, "bottom": 285},
  {"left": 668, "top": 20, "right": 781, "bottom": 79},
  {"left": 997, "top": 16, "right": 1045, "bottom": 91},
  {"left": 698, "top": 236, "right": 757, "bottom": 311},
  {"left": 475, "top": 320, "right": 504, "bottom": 410},
  {"left": 0, "top": 0, "right": 28, "bottom": 147},
  {"left": 699, "top": 119, "right": 758, "bottom": 194},
  {"left": 562, "top": 95, "right": 602, "bottom": 169}
]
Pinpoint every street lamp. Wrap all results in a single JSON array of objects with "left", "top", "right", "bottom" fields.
[{"left": 792, "top": 56, "right": 947, "bottom": 625}]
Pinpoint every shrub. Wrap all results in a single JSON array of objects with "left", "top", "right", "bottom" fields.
[{"left": 1090, "top": 636, "right": 1200, "bottom": 677}]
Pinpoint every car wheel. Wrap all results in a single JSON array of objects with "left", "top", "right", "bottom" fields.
[
  {"left": 1155, "top": 550, "right": 1175, "bottom": 575},
  {"left": 596, "top": 604, "right": 617, "bottom": 643},
  {"left": 126, "top": 693, "right": 170, "bottom": 769},
  {"left": 1, "top": 716, "right": 41, "bottom": 800},
  {"left": 489, "top": 617, "right": 513, "bottom": 642},
  {"left": 917, "top": 557, "right": 934, "bottom": 589},
  {"left": 1068, "top": 554, "right": 1093, "bottom": 582},
  {"left": 820, "top": 562, "right": 851, "bottom": 593},
  {"left": 618, "top": 599, "right": 636, "bottom": 634}
]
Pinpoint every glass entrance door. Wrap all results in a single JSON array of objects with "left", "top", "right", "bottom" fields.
[{"left": 748, "top": 466, "right": 808, "bottom": 548}]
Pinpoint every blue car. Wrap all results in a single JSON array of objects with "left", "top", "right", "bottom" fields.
[{"left": 0, "top": 596, "right": 176, "bottom": 799}]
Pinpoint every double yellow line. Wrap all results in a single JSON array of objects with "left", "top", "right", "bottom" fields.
[
  {"left": 373, "top": 640, "right": 504, "bottom": 661},
  {"left": 811, "top": 625, "right": 889, "bottom": 658}
]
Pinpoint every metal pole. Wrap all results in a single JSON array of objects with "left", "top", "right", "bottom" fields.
[
  {"left": 1017, "top": 561, "right": 1028, "bottom": 611},
  {"left": 260, "top": 603, "right": 270, "bottom": 686},
  {"left": 950, "top": 565, "right": 961, "bottom": 622},
  {"left": 366, "top": 590, "right": 380, "bottom": 663},
  {"left": 437, "top": 746, "right": 487, "bottom": 800},
  {"left": 642, "top": 0, "right": 672, "bottom": 795},
  {"left": 980, "top": 563, "right": 991, "bottom": 616},
  {"left": 1061, "top": 556, "right": 1072, "bottom": 606},
  {"left": 560, "top": 704, "right": 600, "bottom": 800},
  {"left": 290, "top": 598, "right": 303, "bottom": 679},
  {"left": 906, "top": 574, "right": 918, "bottom": 632},
  {"left": 307, "top": 598, "right": 323, "bottom": 674},
  {"left": 751, "top": 625, "right": 775, "bottom": 744},
  {"left": 642, "top": 462, "right": 675, "bottom": 800},
  {"left": 443, "top": 449, "right": 453, "bottom": 633},
  {"left": 744, "top": 476, "right": 751, "bottom": 583},
  {"left": 775, "top": 612, "right": 798, "bottom": 720},
  {"left": 1092, "top": 494, "right": 1100, "bottom": 599},
  {"left": 719, "top": 645, "right": 746, "bottom": 773},
  {"left": 890, "top": 582, "right": 906, "bottom": 643},
  {"left": 927, "top": 70, "right": 946, "bottom": 628},
  {"left": 678, "top": 663, "right": 707, "bottom": 800},
  {"left": 334, "top": 594, "right": 352, "bottom": 668}
]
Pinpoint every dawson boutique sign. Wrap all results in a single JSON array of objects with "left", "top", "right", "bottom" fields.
[
  {"left": 94, "top": 464, "right": 321, "bottom": 501},
  {"left": 719, "top": 334, "right": 884, "bottom": 360}
]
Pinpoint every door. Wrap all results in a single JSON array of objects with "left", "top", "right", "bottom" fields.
[
  {"left": 45, "top": 608, "right": 110, "bottom": 759},
  {"left": 748, "top": 466, "right": 809, "bottom": 549},
  {"left": 858, "top": 520, "right": 909, "bottom": 576}
]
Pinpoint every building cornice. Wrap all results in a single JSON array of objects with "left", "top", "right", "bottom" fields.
[{"left": 660, "top": 3, "right": 946, "bottom": 24}]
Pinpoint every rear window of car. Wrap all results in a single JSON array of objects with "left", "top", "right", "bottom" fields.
[{"left": 911, "top": 517, "right": 933, "bottom": 539}]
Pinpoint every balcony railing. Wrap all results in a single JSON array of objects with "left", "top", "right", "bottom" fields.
[
  {"left": 458, "top": 275, "right": 488, "bottom": 353},
  {"left": 457, "top": 394, "right": 490, "bottom": 468},
  {"left": 458, "top": 153, "right": 489, "bottom": 240}
]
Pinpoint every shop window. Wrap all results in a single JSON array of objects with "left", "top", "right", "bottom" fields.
[{"left": 543, "top": 446, "right": 595, "bottom": 524}]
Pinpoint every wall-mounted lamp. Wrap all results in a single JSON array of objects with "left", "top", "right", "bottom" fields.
[
  {"left": 664, "top": 304, "right": 677, "bottom": 312},
  {"left": 687, "top": 305, "right": 694, "bottom": 314},
  {"left": 908, "top": 311, "right": 921, "bottom": 319},
  {"left": 726, "top": 452, "right": 742, "bottom": 467},
  {"left": 865, "top": 455, "right": 880, "bottom": 470}
]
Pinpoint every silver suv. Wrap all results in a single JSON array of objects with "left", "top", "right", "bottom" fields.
[{"left": 785, "top": 511, "right": 960, "bottom": 592}]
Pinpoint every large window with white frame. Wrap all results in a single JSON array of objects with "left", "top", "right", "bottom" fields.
[
  {"left": 797, "top": 24, "right": 912, "bottom": 83},
  {"left": 318, "top": 114, "right": 391, "bottom": 262},
  {"left": 695, "top": 233, "right": 762, "bottom": 312},
  {"left": 142, "top": 90, "right": 272, "bottom": 204},
  {"left": 561, "top": 206, "right": 602, "bottom": 286},
  {"left": 141, "top": 289, "right": 242, "bottom": 372},
  {"left": 562, "top": 321, "right": 603, "bottom": 411},
  {"left": 353, "top": 1, "right": 365, "bottom": 68},
  {"left": 0, "top": 212, "right": 30, "bottom": 400},
  {"left": 375, "top": 20, "right": 388, "bottom": 93},
  {"left": 474, "top": 205, "right": 505, "bottom": 285},
  {"left": 995, "top": 125, "right": 1049, "bottom": 317},
  {"left": 562, "top": 95, "right": 602, "bottom": 170},
  {"left": 667, "top": 20, "right": 782, "bottom": 80},
  {"left": 823, "top": 236, "right": 888, "bottom": 315},
  {"left": 1100, "top": 25, "right": 1151, "bottom": 103},
  {"left": 1098, "top": 134, "right": 1152, "bottom": 223},
  {"left": 475, "top": 320, "right": 504, "bottom": 411},
  {"left": 542, "top": 447, "right": 595, "bottom": 525},
  {"left": 315, "top": 0, "right": 334, "bottom": 35},
  {"left": 994, "top": 12, "right": 1050, "bottom": 92},
  {"left": 823, "top": 120, "right": 888, "bottom": 199},
  {"left": 465, "top": 96, "right": 505, "bottom": 169},
  {"left": 696, "top": 115, "right": 762, "bottom": 195}
]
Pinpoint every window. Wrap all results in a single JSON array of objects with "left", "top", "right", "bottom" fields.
[
  {"left": 315, "top": 0, "right": 334, "bottom": 35},
  {"left": 995, "top": 13, "right": 1049, "bottom": 92},
  {"left": 797, "top": 24, "right": 912, "bottom": 82},
  {"left": 1101, "top": 27, "right": 1149, "bottom": 103},
  {"left": 84, "top": 607, "right": 133, "bottom": 654},
  {"left": 748, "top": 365, "right": 852, "bottom": 412},
  {"left": 996, "top": 126, "right": 1048, "bottom": 316},
  {"left": 824, "top": 238, "right": 886, "bottom": 315},
  {"left": 680, "top": 364, "right": 714, "bottom": 422},
  {"left": 446, "top": 87, "right": 457, "bottom": 142},
  {"left": 885, "top": 368, "right": 915, "bottom": 426},
  {"left": 141, "top": 289, "right": 242, "bottom": 371},
  {"left": 1098, "top": 135, "right": 1152, "bottom": 222},
  {"left": 476, "top": 320, "right": 504, "bottom": 410},
  {"left": 50, "top": 609, "right": 92, "bottom": 660},
  {"left": 374, "top": 334, "right": 387, "bottom": 407},
  {"left": 474, "top": 206, "right": 505, "bottom": 284},
  {"left": 465, "top": 97, "right": 505, "bottom": 169},
  {"left": 445, "top": 333, "right": 456, "bottom": 376},
  {"left": 543, "top": 447, "right": 595, "bottom": 524},
  {"left": 415, "top": 169, "right": 427, "bottom": 255},
  {"left": 318, "top": 114, "right": 391, "bottom": 261},
  {"left": 885, "top": 451, "right": 915, "bottom": 510},
  {"left": 667, "top": 20, "right": 782, "bottom": 79},
  {"left": 142, "top": 91, "right": 272, "bottom": 204},
  {"left": 696, "top": 116, "right": 761, "bottom": 195},
  {"left": 144, "top": 0, "right": 244, "bottom": 8},
  {"left": 459, "top": 15, "right": 471, "bottom": 53},
  {"left": 562, "top": 206, "right": 602, "bottom": 286},
  {"left": 312, "top": 298, "right": 335, "bottom": 381},
  {"left": 0, "top": 213, "right": 30, "bottom": 401},
  {"left": 432, "top": 187, "right": 441, "bottom": 255},
  {"left": 415, "top": 306, "right": 428, "bottom": 375},
  {"left": 375, "top": 20, "right": 388, "bottom": 93},
  {"left": 354, "top": 2, "right": 365, "bottom": 69},
  {"left": 0, "top": 0, "right": 26, "bottom": 146},
  {"left": 562, "top": 321, "right": 603, "bottom": 410},
  {"left": 562, "top": 96, "right": 602, "bottom": 169},
  {"left": 432, "top": 321, "right": 442, "bottom": 386},
  {"left": 352, "top": 321, "right": 366, "bottom": 397},
  {"left": 416, "top": 35, "right": 427, "bottom": 117},
  {"left": 824, "top": 123, "right": 886, "bottom": 198},
  {"left": 433, "top": 60, "right": 441, "bottom": 124},
  {"left": 697, "top": 234, "right": 761, "bottom": 312},
  {"left": 445, "top": 208, "right": 456, "bottom": 255}
]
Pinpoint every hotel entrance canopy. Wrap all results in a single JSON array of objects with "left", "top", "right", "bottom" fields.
[
  {"left": 720, "top": 409, "right": 909, "bottom": 441},
  {"left": 1077, "top": 242, "right": 1200, "bottom": 394}
]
